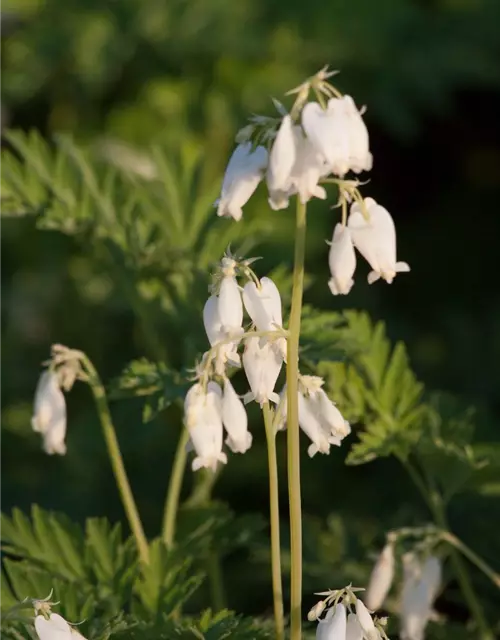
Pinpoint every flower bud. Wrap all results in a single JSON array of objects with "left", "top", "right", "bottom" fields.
[{"left": 365, "top": 542, "right": 395, "bottom": 610}]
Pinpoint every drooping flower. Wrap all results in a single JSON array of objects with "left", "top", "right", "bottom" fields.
[
  {"left": 216, "top": 142, "right": 268, "bottom": 221},
  {"left": 299, "top": 375, "right": 350, "bottom": 456},
  {"left": 365, "top": 542, "right": 395, "bottom": 610},
  {"left": 328, "top": 224, "right": 356, "bottom": 296},
  {"left": 316, "top": 603, "right": 347, "bottom": 640},
  {"left": 242, "top": 276, "right": 286, "bottom": 359},
  {"left": 35, "top": 613, "right": 87, "bottom": 640},
  {"left": 276, "top": 377, "right": 350, "bottom": 456},
  {"left": 203, "top": 296, "right": 240, "bottom": 375},
  {"left": 355, "top": 599, "right": 381, "bottom": 640},
  {"left": 221, "top": 378, "right": 252, "bottom": 453},
  {"left": 400, "top": 554, "right": 441, "bottom": 640},
  {"left": 242, "top": 336, "right": 282, "bottom": 406},
  {"left": 31, "top": 370, "right": 67, "bottom": 455},
  {"left": 267, "top": 115, "right": 296, "bottom": 207},
  {"left": 218, "top": 257, "right": 244, "bottom": 333},
  {"left": 302, "top": 96, "right": 371, "bottom": 177},
  {"left": 348, "top": 198, "right": 410, "bottom": 284},
  {"left": 302, "top": 100, "right": 350, "bottom": 177},
  {"left": 184, "top": 382, "right": 227, "bottom": 472}
]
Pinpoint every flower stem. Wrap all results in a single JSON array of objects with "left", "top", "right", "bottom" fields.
[
  {"left": 441, "top": 531, "right": 500, "bottom": 590},
  {"left": 287, "top": 197, "right": 307, "bottom": 639},
  {"left": 162, "top": 426, "right": 190, "bottom": 548},
  {"left": 263, "top": 402, "right": 285, "bottom": 640},
  {"left": 82, "top": 356, "right": 149, "bottom": 565},
  {"left": 426, "top": 487, "right": 493, "bottom": 639}
]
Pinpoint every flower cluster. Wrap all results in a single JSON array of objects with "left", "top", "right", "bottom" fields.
[
  {"left": 184, "top": 254, "right": 350, "bottom": 471},
  {"left": 215, "top": 68, "right": 409, "bottom": 295},
  {"left": 363, "top": 535, "right": 442, "bottom": 640},
  {"left": 31, "top": 345, "right": 85, "bottom": 455},
  {"left": 309, "top": 586, "right": 389, "bottom": 640}
]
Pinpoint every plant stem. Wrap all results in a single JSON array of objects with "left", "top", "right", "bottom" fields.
[
  {"left": 442, "top": 531, "right": 500, "bottom": 590},
  {"left": 82, "top": 356, "right": 150, "bottom": 565},
  {"left": 162, "top": 426, "right": 190, "bottom": 548},
  {"left": 263, "top": 402, "right": 285, "bottom": 640},
  {"left": 429, "top": 491, "right": 493, "bottom": 639},
  {"left": 206, "top": 551, "right": 226, "bottom": 611},
  {"left": 287, "top": 197, "right": 307, "bottom": 639}
]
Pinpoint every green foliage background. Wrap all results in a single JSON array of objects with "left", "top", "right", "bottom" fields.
[{"left": 2, "top": 0, "right": 500, "bottom": 637}]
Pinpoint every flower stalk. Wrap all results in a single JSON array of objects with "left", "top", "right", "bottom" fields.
[
  {"left": 262, "top": 402, "right": 284, "bottom": 640},
  {"left": 162, "top": 426, "right": 190, "bottom": 548},
  {"left": 82, "top": 355, "right": 150, "bottom": 565},
  {"left": 287, "top": 197, "right": 307, "bottom": 639}
]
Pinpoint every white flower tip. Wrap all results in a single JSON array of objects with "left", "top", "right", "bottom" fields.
[
  {"left": 396, "top": 261, "right": 410, "bottom": 273},
  {"left": 192, "top": 452, "right": 228, "bottom": 472},
  {"left": 225, "top": 432, "right": 253, "bottom": 454},
  {"left": 367, "top": 271, "right": 381, "bottom": 285},
  {"left": 328, "top": 277, "right": 354, "bottom": 296}
]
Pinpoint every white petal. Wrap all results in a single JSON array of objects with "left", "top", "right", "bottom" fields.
[
  {"left": 185, "top": 382, "right": 227, "bottom": 472},
  {"left": 298, "top": 393, "right": 331, "bottom": 457},
  {"left": 316, "top": 603, "right": 346, "bottom": 640},
  {"left": 328, "top": 224, "right": 356, "bottom": 296},
  {"left": 32, "top": 371, "right": 65, "bottom": 435},
  {"left": 348, "top": 198, "right": 409, "bottom": 283},
  {"left": 421, "top": 556, "right": 441, "bottom": 606},
  {"left": 35, "top": 614, "right": 74, "bottom": 640},
  {"left": 346, "top": 613, "right": 364, "bottom": 640},
  {"left": 315, "top": 389, "right": 351, "bottom": 439},
  {"left": 342, "top": 95, "right": 372, "bottom": 173},
  {"left": 242, "top": 277, "right": 283, "bottom": 332},
  {"left": 355, "top": 600, "right": 379, "bottom": 640},
  {"left": 217, "top": 143, "right": 268, "bottom": 221},
  {"left": 218, "top": 276, "right": 243, "bottom": 332},
  {"left": 242, "top": 337, "right": 283, "bottom": 406},
  {"left": 222, "top": 378, "right": 252, "bottom": 453},
  {"left": 267, "top": 115, "right": 296, "bottom": 193},
  {"left": 203, "top": 295, "right": 223, "bottom": 346},
  {"left": 302, "top": 100, "right": 350, "bottom": 176},
  {"left": 365, "top": 543, "right": 395, "bottom": 610}
]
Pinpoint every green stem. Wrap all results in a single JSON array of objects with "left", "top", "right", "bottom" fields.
[
  {"left": 442, "top": 531, "right": 500, "bottom": 590},
  {"left": 287, "top": 197, "right": 307, "bottom": 639},
  {"left": 162, "top": 426, "right": 190, "bottom": 548},
  {"left": 82, "top": 356, "right": 149, "bottom": 565},
  {"left": 263, "top": 402, "right": 285, "bottom": 640},
  {"left": 206, "top": 552, "right": 226, "bottom": 611}
]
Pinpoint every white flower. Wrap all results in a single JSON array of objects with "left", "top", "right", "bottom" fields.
[
  {"left": 268, "top": 124, "right": 328, "bottom": 209},
  {"left": 216, "top": 142, "right": 268, "bottom": 221},
  {"left": 348, "top": 198, "right": 410, "bottom": 284},
  {"left": 221, "top": 378, "right": 252, "bottom": 453},
  {"left": 328, "top": 224, "right": 356, "bottom": 296},
  {"left": 35, "top": 613, "right": 87, "bottom": 640},
  {"left": 203, "top": 296, "right": 241, "bottom": 375},
  {"left": 302, "top": 97, "right": 371, "bottom": 177},
  {"left": 342, "top": 95, "right": 372, "bottom": 174},
  {"left": 31, "top": 370, "right": 67, "bottom": 455},
  {"left": 242, "top": 276, "right": 286, "bottom": 359},
  {"left": 302, "top": 100, "right": 349, "bottom": 176},
  {"left": 289, "top": 127, "right": 329, "bottom": 204},
  {"left": 355, "top": 599, "right": 380, "bottom": 640},
  {"left": 184, "top": 382, "right": 227, "bottom": 472},
  {"left": 365, "top": 542, "right": 395, "bottom": 610},
  {"left": 218, "top": 276, "right": 244, "bottom": 334},
  {"left": 267, "top": 115, "right": 296, "bottom": 205},
  {"left": 277, "top": 377, "right": 350, "bottom": 456},
  {"left": 298, "top": 375, "right": 350, "bottom": 456},
  {"left": 346, "top": 613, "right": 364, "bottom": 640},
  {"left": 242, "top": 336, "right": 283, "bottom": 406},
  {"left": 316, "top": 603, "right": 347, "bottom": 640},
  {"left": 400, "top": 554, "right": 441, "bottom": 640}
]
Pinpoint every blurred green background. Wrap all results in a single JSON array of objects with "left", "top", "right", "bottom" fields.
[{"left": 2, "top": 0, "right": 500, "bottom": 630}]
